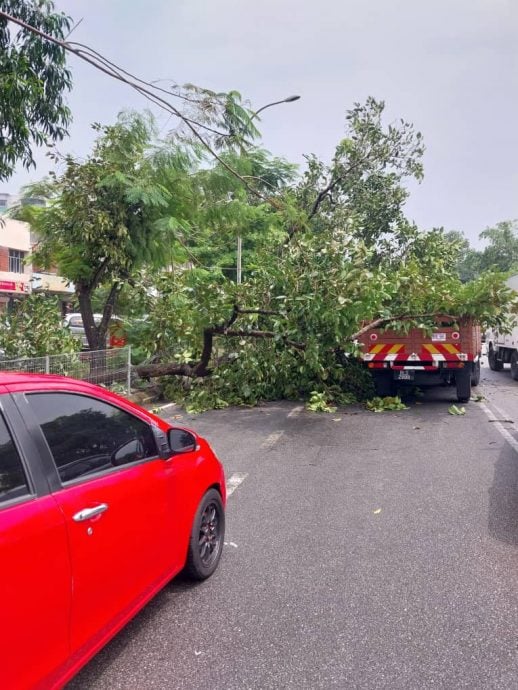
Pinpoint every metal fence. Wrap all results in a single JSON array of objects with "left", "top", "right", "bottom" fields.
[{"left": 0, "top": 346, "right": 133, "bottom": 395}]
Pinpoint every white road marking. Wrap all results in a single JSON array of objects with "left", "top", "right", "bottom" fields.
[
  {"left": 261, "top": 430, "right": 284, "bottom": 448},
  {"left": 224, "top": 541, "right": 238, "bottom": 548},
  {"left": 226, "top": 472, "right": 248, "bottom": 496},
  {"left": 481, "top": 402, "right": 518, "bottom": 453},
  {"left": 287, "top": 405, "right": 304, "bottom": 418}
]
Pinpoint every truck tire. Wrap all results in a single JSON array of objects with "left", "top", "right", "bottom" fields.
[
  {"left": 471, "top": 360, "right": 481, "bottom": 387},
  {"left": 456, "top": 368, "right": 472, "bottom": 403},
  {"left": 511, "top": 352, "right": 518, "bottom": 381},
  {"left": 488, "top": 346, "right": 503, "bottom": 372},
  {"left": 372, "top": 372, "right": 395, "bottom": 397}
]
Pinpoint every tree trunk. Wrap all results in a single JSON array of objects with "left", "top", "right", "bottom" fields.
[{"left": 77, "top": 288, "right": 103, "bottom": 350}]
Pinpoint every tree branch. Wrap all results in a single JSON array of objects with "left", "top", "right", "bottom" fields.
[
  {"left": 98, "top": 282, "right": 121, "bottom": 340},
  {"left": 136, "top": 361, "right": 202, "bottom": 379},
  {"left": 212, "top": 328, "right": 305, "bottom": 350},
  {"left": 0, "top": 10, "right": 272, "bottom": 207},
  {"left": 236, "top": 308, "right": 281, "bottom": 316},
  {"left": 347, "top": 313, "right": 459, "bottom": 341}
]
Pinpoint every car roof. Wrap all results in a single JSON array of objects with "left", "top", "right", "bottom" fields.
[{"left": 0, "top": 371, "right": 87, "bottom": 387}]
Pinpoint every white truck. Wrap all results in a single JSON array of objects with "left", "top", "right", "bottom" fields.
[{"left": 486, "top": 274, "right": 518, "bottom": 380}]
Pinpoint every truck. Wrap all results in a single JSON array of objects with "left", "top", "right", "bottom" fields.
[
  {"left": 485, "top": 274, "right": 518, "bottom": 380},
  {"left": 357, "top": 315, "right": 482, "bottom": 402}
]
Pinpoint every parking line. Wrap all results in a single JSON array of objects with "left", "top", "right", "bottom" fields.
[
  {"left": 481, "top": 402, "right": 518, "bottom": 453},
  {"left": 261, "top": 431, "right": 284, "bottom": 448},
  {"left": 287, "top": 405, "right": 304, "bottom": 418},
  {"left": 226, "top": 472, "right": 248, "bottom": 497}
]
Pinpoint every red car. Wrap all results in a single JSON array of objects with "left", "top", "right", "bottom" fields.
[{"left": 0, "top": 373, "right": 226, "bottom": 690}]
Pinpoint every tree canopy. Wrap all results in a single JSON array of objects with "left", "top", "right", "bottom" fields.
[
  {"left": 18, "top": 98, "right": 517, "bottom": 410},
  {"left": 19, "top": 112, "right": 192, "bottom": 349},
  {"left": 0, "top": 0, "right": 72, "bottom": 180}
]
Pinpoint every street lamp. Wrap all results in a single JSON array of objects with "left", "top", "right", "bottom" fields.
[
  {"left": 237, "top": 95, "right": 301, "bottom": 284},
  {"left": 252, "top": 95, "right": 301, "bottom": 119}
]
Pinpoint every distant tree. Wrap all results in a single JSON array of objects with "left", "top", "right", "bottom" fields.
[
  {"left": 478, "top": 220, "right": 518, "bottom": 274},
  {"left": 443, "top": 230, "right": 482, "bottom": 282},
  {"left": 447, "top": 221, "right": 518, "bottom": 282},
  {"left": 0, "top": 0, "right": 73, "bottom": 180}
]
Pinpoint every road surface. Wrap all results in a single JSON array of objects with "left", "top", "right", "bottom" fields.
[{"left": 69, "top": 361, "right": 518, "bottom": 689}]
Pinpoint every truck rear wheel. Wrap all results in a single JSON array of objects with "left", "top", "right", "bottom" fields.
[
  {"left": 471, "top": 360, "right": 481, "bottom": 387},
  {"left": 456, "top": 368, "right": 472, "bottom": 403},
  {"left": 372, "top": 372, "right": 395, "bottom": 397},
  {"left": 488, "top": 346, "right": 503, "bottom": 372},
  {"left": 511, "top": 352, "right": 518, "bottom": 381}
]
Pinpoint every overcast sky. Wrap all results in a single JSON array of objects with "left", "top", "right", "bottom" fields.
[{"left": 7, "top": 0, "right": 518, "bottom": 245}]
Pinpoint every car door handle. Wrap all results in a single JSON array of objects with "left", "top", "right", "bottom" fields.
[{"left": 73, "top": 504, "right": 109, "bottom": 522}]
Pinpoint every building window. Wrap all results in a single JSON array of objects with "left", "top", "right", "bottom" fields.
[{"left": 8, "top": 249, "right": 24, "bottom": 274}]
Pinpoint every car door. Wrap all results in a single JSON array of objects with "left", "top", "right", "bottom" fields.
[
  {"left": 21, "top": 391, "right": 175, "bottom": 656},
  {"left": 0, "top": 393, "right": 71, "bottom": 690}
]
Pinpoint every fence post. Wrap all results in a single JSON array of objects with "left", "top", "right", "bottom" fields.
[
  {"left": 45, "top": 355, "right": 50, "bottom": 374},
  {"left": 127, "top": 346, "right": 132, "bottom": 397}
]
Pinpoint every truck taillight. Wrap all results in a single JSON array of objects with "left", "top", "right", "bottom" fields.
[
  {"left": 369, "top": 333, "right": 378, "bottom": 342},
  {"left": 452, "top": 331, "right": 460, "bottom": 340}
]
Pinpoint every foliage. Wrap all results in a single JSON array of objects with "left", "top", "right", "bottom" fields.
[
  {"left": 0, "top": 293, "right": 79, "bottom": 358},
  {"left": 18, "top": 112, "right": 191, "bottom": 350},
  {"left": 478, "top": 221, "right": 518, "bottom": 273},
  {"left": 450, "top": 221, "right": 518, "bottom": 282},
  {"left": 187, "top": 148, "right": 296, "bottom": 280},
  {"left": 294, "top": 97, "right": 425, "bottom": 252},
  {"left": 132, "top": 100, "right": 515, "bottom": 410},
  {"left": 306, "top": 391, "right": 337, "bottom": 413},
  {"left": 0, "top": 0, "right": 72, "bottom": 180},
  {"left": 366, "top": 396, "right": 408, "bottom": 412},
  {"left": 15, "top": 97, "right": 517, "bottom": 411},
  {"left": 448, "top": 405, "right": 466, "bottom": 416}
]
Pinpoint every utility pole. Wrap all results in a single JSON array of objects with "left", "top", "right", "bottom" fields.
[{"left": 237, "top": 235, "right": 242, "bottom": 284}]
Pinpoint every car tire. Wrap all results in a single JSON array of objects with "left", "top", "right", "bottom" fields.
[
  {"left": 488, "top": 346, "right": 503, "bottom": 372},
  {"left": 511, "top": 352, "right": 518, "bottom": 381},
  {"left": 185, "top": 488, "right": 225, "bottom": 581},
  {"left": 456, "top": 368, "right": 472, "bottom": 403},
  {"left": 471, "top": 360, "right": 481, "bottom": 387}
]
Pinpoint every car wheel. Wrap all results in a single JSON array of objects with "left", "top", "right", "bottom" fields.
[
  {"left": 511, "top": 352, "right": 518, "bottom": 381},
  {"left": 185, "top": 489, "right": 225, "bottom": 580},
  {"left": 488, "top": 346, "right": 503, "bottom": 372}
]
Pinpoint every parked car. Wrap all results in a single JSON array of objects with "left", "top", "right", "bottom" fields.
[
  {"left": 0, "top": 372, "right": 226, "bottom": 689},
  {"left": 63, "top": 313, "right": 127, "bottom": 349}
]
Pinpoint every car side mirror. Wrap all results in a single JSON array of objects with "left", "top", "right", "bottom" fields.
[
  {"left": 168, "top": 429, "right": 197, "bottom": 454},
  {"left": 111, "top": 438, "right": 144, "bottom": 466}
]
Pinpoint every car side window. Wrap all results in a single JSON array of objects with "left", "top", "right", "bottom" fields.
[
  {"left": 26, "top": 393, "right": 158, "bottom": 484},
  {"left": 0, "top": 414, "right": 30, "bottom": 504}
]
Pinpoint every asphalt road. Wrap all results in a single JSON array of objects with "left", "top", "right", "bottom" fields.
[{"left": 69, "top": 361, "right": 518, "bottom": 689}]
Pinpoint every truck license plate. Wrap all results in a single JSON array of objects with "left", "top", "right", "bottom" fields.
[{"left": 396, "top": 370, "right": 414, "bottom": 381}]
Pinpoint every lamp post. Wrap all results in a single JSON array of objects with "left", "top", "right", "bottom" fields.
[
  {"left": 252, "top": 95, "right": 301, "bottom": 119},
  {"left": 236, "top": 95, "right": 301, "bottom": 284}
]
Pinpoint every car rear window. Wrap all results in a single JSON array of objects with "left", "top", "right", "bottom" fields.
[{"left": 0, "top": 415, "right": 30, "bottom": 504}]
